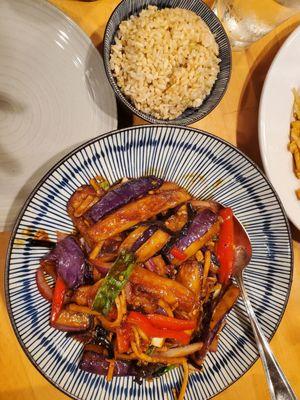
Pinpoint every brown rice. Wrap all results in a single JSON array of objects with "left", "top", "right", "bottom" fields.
[{"left": 110, "top": 6, "right": 220, "bottom": 120}]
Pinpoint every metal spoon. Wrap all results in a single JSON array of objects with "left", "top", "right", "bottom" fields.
[{"left": 231, "top": 213, "right": 297, "bottom": 400}]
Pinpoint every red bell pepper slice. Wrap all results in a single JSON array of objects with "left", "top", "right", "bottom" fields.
[
  {"left": 116, "top": 323, "right": 132, "bottom": 353},
  {"left": 170, "top": 247, "right": 187, "bottom": 261},
  {"left": 127, "top": 311, "right": 190, "bottom": 344},
  {"left": 146, "top": 314, "right": 196, "bottom": 331},
  {"left": 216, "top": 207, "right": 234, "bottom": 284},
  {"left": 51, "top": 276, "right": 66, "bottom": 324}
]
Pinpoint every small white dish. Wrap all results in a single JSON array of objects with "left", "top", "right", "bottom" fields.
[
  {"left": 259, "top": 25, "right": 300, "bottom": 230},
  {"left": 0, "top": 0, "right": 117, "bottom": 230}
]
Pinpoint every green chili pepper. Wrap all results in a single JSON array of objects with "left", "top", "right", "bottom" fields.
[{"left": 92, "top": 251, "right": 135, "bottom": 315}]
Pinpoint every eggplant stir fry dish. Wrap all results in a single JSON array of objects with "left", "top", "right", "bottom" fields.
[{"left": 35, "top": 176, "right": 240, "bottom": 400}]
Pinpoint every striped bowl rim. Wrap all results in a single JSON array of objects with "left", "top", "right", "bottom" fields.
[{"left": 5, "top": 125, "right": 293, "bottom": 400}]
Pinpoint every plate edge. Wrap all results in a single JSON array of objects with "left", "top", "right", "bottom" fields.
[{"left": 258, "top": 25, "right": 300, "bottom": 230}]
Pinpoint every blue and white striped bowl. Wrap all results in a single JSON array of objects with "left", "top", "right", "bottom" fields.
[
  {"left": 103, "top": 0, "right": 231, "bottom": 125},
  {"left": 5, "top": 125, "right": 292, "bottom": 400}
]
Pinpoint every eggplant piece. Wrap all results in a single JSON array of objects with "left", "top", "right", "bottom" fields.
[
  {"left": 130, "top": 266, "right": 195, "bottom": 312},
  {"left": 118, "top": 226, "right": 148, "bottom": 253},
  {"left": 101, "top": 235, "right": 125, "bottom": 254},
  {"left": 67, "top": 185, "right": 99, "bottom": 238},
  {"left": 42, "top": 236, "right": 92, "bottom": 290},
  {"left": 197, "top": 296, "right": 215, "bottom": 342},
  {"left": 135, "top": 229, "right": 170, "bottom": 262},
  {"left": 210, "top": 284, "right": 240, "bottom": 328},
  {"left": 167, "top": 209, "right": 218, "bottom": 263},
  {"left": 68, "top": 185, "right": 99, "bottom": 216},
  {"left": 93, "top": 325, "right": 114, "bottom": 358},
  {"left": 87, "top": 187, "right": 191, "bottom": 242},
  {"left": 131, "top": 225, "right": 159, "bottom": 252},
  {"left": 179, "top": 209, "right": 218, "bottom": 250},
  {"left": 158, "top": 205, "right": 181, "bottom": 220},
  {"left": 176, "top": 260, "right": 202, "bottom": 297},
  {"left": 190, "top": 283, "right": 240, "bottom": 365},
  {"left": 71, "top": 280, "right": 103, "bottom": 307},
  {"left": 145, "top": 255, "right": 168, "bottom": 276},
  {"left": 52, "top": 310, "right": 91, "bottom": 332},
  {"left": 79, "top": 351, "right": 169, "bottom": 381},
  {"left": 85, "top": 176, "right": 163, "bottom": 223},
  {"left": 190, "top": 200, "right": 220, "bottom": 214},
  {"left": 71, "top": 325, "right": 114, "bottom": 358},
  {"left": 177, "top": 223, "right": 220, "bottom": 264},
  {"left": 163, "top": 223, "right": 219, "bottom": 268},
  {"left": 156, "top": 182, "right": 183, "bottom": 192},
  {"left": 164, "top": 204, "right": 189, "bottom": 232},
  {"left": 79, "top": 351, "right": 134, "bottom": 376},
  {"left": 66, "top": 330, "right": 95, "bottom": 343},
  {"left": 126, "top": 285, "right": 160, "bottom": 314}
]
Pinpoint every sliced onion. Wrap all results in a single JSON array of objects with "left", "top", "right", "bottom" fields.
[
  {"left": 36, "top": 267, "right": 53, "bottom": 302},
  {"left": 154, "top": 342, "right": 203, "bottom": 358},
  {"left": 145, "top": 257, "right": 156, "bottom": 272},
  {"left": 190, "top": 200, "right": 220, "bottom": 213},
  {"left": 40, "top": 260, "right": 57, "bottom": 279}
]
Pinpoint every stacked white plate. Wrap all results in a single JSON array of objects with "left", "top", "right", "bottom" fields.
[{"left": 0, "top": 0, "right": 117, "bottom": 230}]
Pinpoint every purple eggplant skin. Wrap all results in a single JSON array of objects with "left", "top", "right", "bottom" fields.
[
  {"left": 43, "top": 236, "right": 91, "bottom": 289},
  {"left": 190, "top": 283, "right": 240, "bottom": 366},
  {"left": 155, "top": 306, "right": 169, "bottom": 316},
  {"left": 79, "top": 351, "right": 135, "bottom": 376},
  {"left": 79, "top": 351, "right": 169, "bottom": 382},
  {"left": 167, "top": 209, "right": 218, "bottom": 260},
  {"left": 85, "top": 176, "right": 163, "bottom": 223},
  {"left": 131, "top": 225, "right": 158, "bottom": 252}
]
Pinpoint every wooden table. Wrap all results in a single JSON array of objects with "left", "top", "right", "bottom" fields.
[{"left": 1, "top": 1, "right": 299, "bottom": 399}]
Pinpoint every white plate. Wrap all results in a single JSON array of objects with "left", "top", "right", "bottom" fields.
[
  {"left": 0, "top": 0, "right": 117, "bottom": 231},
  {"left": 259, "top": 25, "right": 300, "bottom": 230}
]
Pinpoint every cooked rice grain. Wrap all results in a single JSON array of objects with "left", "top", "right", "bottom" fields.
[{"left": 110, "top": 6, "right": 220, "bottom": 120}]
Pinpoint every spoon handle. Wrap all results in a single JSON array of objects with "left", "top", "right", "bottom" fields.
[{"left": 235, "top": 273, "right": 298, "bottom": 400}]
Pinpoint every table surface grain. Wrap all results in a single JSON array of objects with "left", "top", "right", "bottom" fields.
[{"left": 1, "top": 1, "right": 299, "bottom": 399}]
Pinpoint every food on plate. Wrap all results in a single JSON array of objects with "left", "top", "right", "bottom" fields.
[
  {"left": 110, "top": 6, "right": 220, "bottom": 120},
  {"left": 36, "top": 175, "right": 240, "bottom": 400},
  {"left": 288, "top": 89, "right": 300, "bottom": 199}
]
